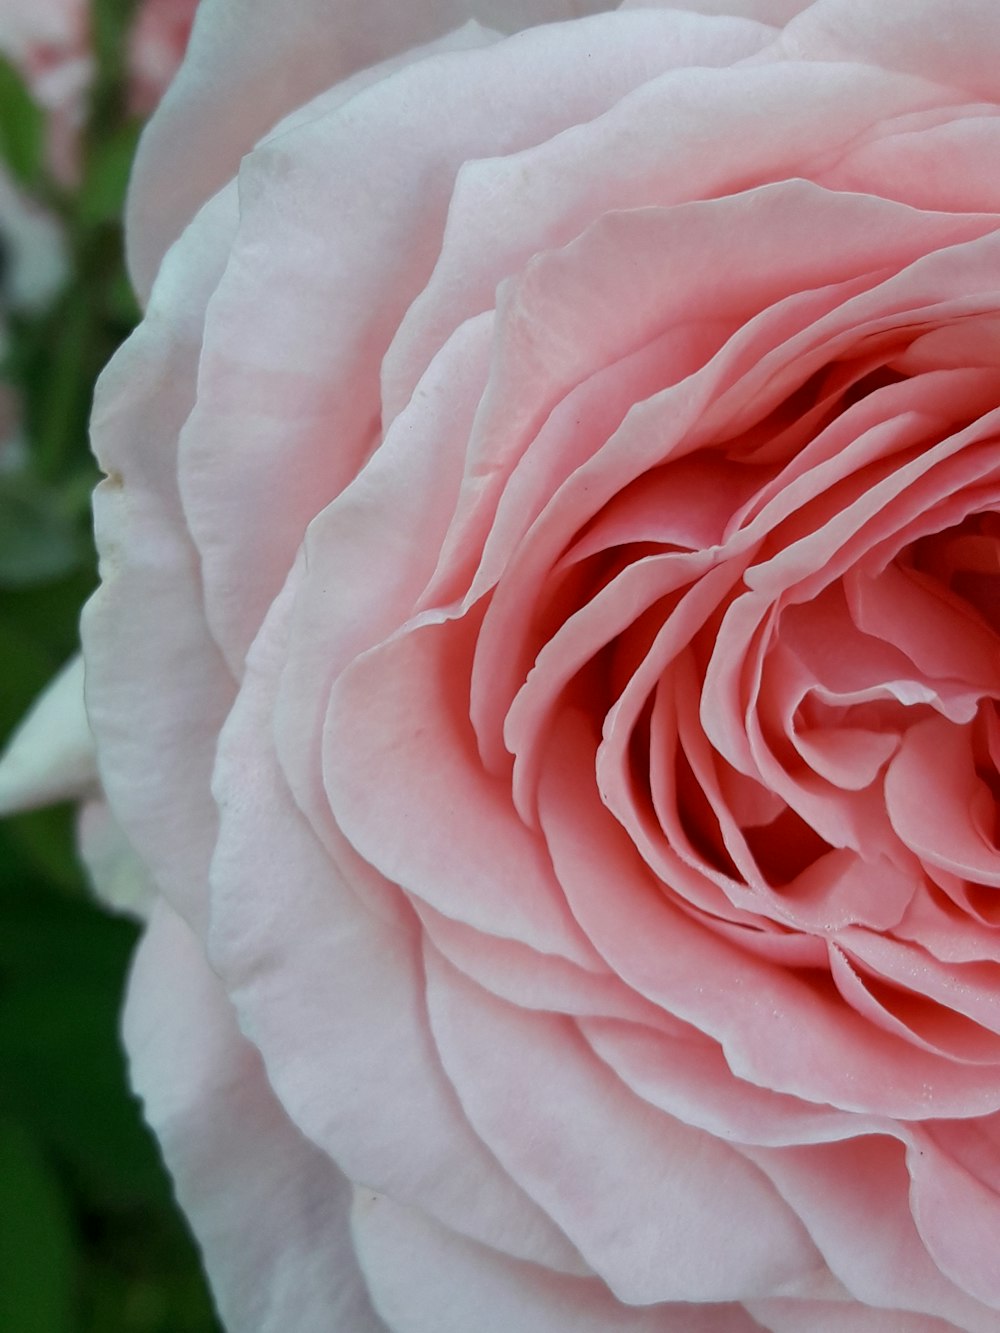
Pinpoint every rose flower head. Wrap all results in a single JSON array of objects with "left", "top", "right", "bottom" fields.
[
  {"left": 0, "top": 0, "right": 196, "bottom": 184},
  {"left": 7, "top": 0, "right": 1000, "bottom": 1328}
]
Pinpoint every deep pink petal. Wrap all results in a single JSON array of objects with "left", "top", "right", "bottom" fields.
[
  {"left": 886, "top": 716, "right": 1000, "bottom": 886},
  {"left": 913, "top": 1124, "right": 1000, "bottom": 1310},
  {"left": 745, "top": 1136, "right": 1000, "bottom": 1331},
  {"left": 538, "top": 709, "right": 1000, "bottom": 1117},
  {"left": 323, "top": 618, "right": 600, "bottom": 963}
]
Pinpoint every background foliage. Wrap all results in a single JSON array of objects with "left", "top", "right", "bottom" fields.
[{"left": 0, "top": 0, "right": 219, "bottom": 1327}]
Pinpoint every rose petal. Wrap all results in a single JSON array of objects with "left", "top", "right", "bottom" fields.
[
  {"left": 912, "top": 1123, "right": 1000, "bottom": 1310},
  {"left": 211, "top": 586, "right": 587, "bottom": 1274},
  {"left": 423, "top": 945, "right": 826, "bottom": 1304},
  {"left": 265, "top": 313, "right": 492, "bottom": 868},
  {"left": 382, "top": 9, "right": 776, "bottom": 418},
  {"left": 538, "top": 709, "right": 1000, "bottom": 1117},
  {"left": 126, "top": 0, "right": 619, "bottom": 295},
  {"left": 83, "top": 186, "right": 238, "bottom": 930},
  {"left": 885, "top": 715, "right": 1000, "bottom": 886},
  {"left": 825, "top": 112, "right": 1000, "bottom": 213},
  {"left": 125, "top": 901, "right": 386, "bottom": 1333},
  {"left": 416, "top": 904, "right": 661, "bottom": 1022},
  {"left": 0, "top": 654, "right": 94, "bottom": 814},
  {"left": 76, "top": 796, "right": 156, "bottom": 919},
  {"left": 622, "top": 0, "right": 804, "bottom": 21},
  {"left": 386, "top": 58, "right": 968, "bottom": 422},
  {"left": 747, "top": 1299, "right": 965, "bottom": 1333},
  {"left": 782, "top": 0, "right": 1000, "bottom": 101},
  {"left": 579, "top": 1016, "right": 860, "bottom": 1149},
  {"left": 352, "top": 1190, "right": 765, "bottom": 1333},
  {"left": 473, "top": 194, "right": 995, "bottom": 774},
  {"left": 744, "top": 1136, "right": 1000, "bottom": 1331},
  {"left": 323, "top": 616, "right": 599, "bottom": 964},
  {"left": 181, "top": 11, "right": 708, "bottom": 667}
]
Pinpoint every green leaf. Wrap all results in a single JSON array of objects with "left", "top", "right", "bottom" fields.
[
  {"left": 0, "top": 1117, "right": 76, "bottom": 1333},
  {"left": 78, "top": 123, "right": 142, "bottom": 229},
  {"left": 0, "top": 472, "right": 84, "bottom": 588},
  {"left": 88, "top": 0, "right": 139, "bottom": 132},
  {"left": 0, "top": 806, "right": 84, "bottom": 898},
  {"left": 0, "top": 980, "right": 165, "bottom": 1207},
  {"left": 0, "top": 610, "right": 58, "bottom": 741},
  {"left": 104, "top": 268, "right": 141, "bottom": 328},
  {"left": 0, "top": 894, "right": 136, "bottom": 985},
  {"left": 0, "top": 57, "right": 45, "bottom": 189},
  {"left": 0, "top": 570, "right": 95, "bottom": 664},
  {"left": 19, "top": 293, "right": 97, "bottom": 483},
  {"left": 82, "top": 1232, "right": 222, "bottom": 1333}
]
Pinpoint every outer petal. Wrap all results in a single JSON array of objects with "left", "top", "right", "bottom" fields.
[
  {"left": 76, "top": 796, "right": 156, "bottom": 919},
  {"left": 780, "top": 0, "right": 1000, "bottom": 100},
  {"left": 384, "top": 63, "right": 963, "bottom": 428},
  {"left": 179, "top": 8, "right": 756, "bottom": 670},
  {"left": 351, "top": 1191, "right": 766, "bottom": 1333},
  {"left": 209, "top": 581, "right": 590, "bottom": 1277},
  {"left": 83, "top": 185, "right": 238, "bottom": 932},
  {"left": 124, "top": 901, "right": 386, "bottom": 1333},
  {"left": 126, "top": 0, "right": 613, "bottom": 295},
  {"left": 0, "top": 655, "right": 95, "bottom": 814},
  {"left": 622, "top": 0, "right": 806, "bottom": 22},
  {"left": 422, "top": 946, "right": 827, "bottom": 1305},
  {"left": 747, "top": 1301, "right": 964, "bottom": 1333}
]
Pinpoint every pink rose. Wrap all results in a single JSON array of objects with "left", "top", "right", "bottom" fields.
[
  {"left": 0, "top": 0, "right": 196, "bottom": 183},
  {"left": 14, "top": 0, "right": 1000, "bottom": 1327},
  {"left": 126, "top": 0, "right": 197, "bottom": 117},
  {"left": 0, "top": 0, "right": 89, "bottom": 119},
  {"left": 0, "top": 0, "right": 192, "bottom": 469},
  {"left": 0, "top": 0, "right": 88, "bottom": 183}
]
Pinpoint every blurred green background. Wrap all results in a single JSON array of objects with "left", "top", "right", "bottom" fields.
[{"left": 0, "top": 0, "right": 219, "bottom": 1327}]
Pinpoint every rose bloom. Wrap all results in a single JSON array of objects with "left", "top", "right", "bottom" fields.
[
  {"left": 0, "top": 0, "right": 194, "bottom": 456},
  {"left": 0, "top": 0, "right": 195, "bottom": 182},
  {"left": 127, "top": 0, "right": 198, "bottom": 117},
  {"left": 0, "top": 0, "right": 90, "bottom": 182},
  {"left": 8, "top": 0, "right": 1000, "bottom": 1328}
]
